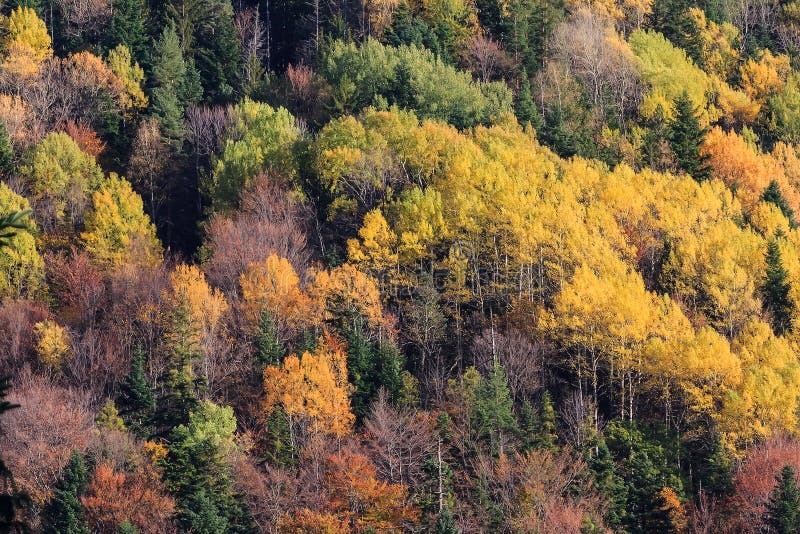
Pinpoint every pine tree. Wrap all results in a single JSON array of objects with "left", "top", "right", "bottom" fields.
[
  {"left": 117, "top": 520, "right": 137, "bottom": 534},
  {"left": 255, "top": 309, "right": 285, "bottom": 368},
  {"left": 537, "top": 390, "right": 558, "bottom": 449},
  {"left": 515, "top": 69, "right": 541, "bottom": 129},
  {"left": 762, "top": 180, "right": 797, "bottom": 228},
  {"left": 0, "top": 125, "right": 14, "bottom": 177},
  {"left": 766, "top": 465, "right": 800, "bottom": 533},
  {"left": 154, "top": 298, "right": 206, "bottom": 434},
  {"left": 150, "top": 23, "right": 188, "bottom": 141},
  {"left": 118, "top": 343, "right": 155, "bottom": 435},
  {"left": 473, "top": 363, "right": 517, "bottom": 456},
  {"left": 591, "top": 439, "right": 628, "bottom": 529},
  {"left": 669, "top": 91, "right": 710, "bottom": 182},
  {"left": 763, "top": 234, "right": 793, "bottom": 335},
  {"left": 106, "top": 0, "right": 148, "bottom": 66},
  {"left": 41, "top": 452, "right": 89, "bottom": 534}
]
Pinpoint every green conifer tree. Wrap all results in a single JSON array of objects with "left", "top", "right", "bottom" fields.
[
  {"left": 117, "top": 520, "right": 137, "bottom": 534},
  {"left": 766, "top": 465, "right": 800, "bottom": 534},
  {"left": 515, "top": 69, "right": 541, "bottom": 129},
  {"left": 763, "top": 234, "right": 793, "bottom": 335},
  {"left": 669, "top": 91, "right": 710, "bottom": 182},
  {"left": 106, "top": 0, "right": 148, "bottom": 65},
  {"left": 255, "top": 310, "right": 285, "bottom": 368},
  {"left": 41, "top": 452, "right": 89, "bottom": 534},
  {"left": 118, "top": 344, "right": 155, "bottom": 435},
  {"left": 150, "top": 23, "right": 188, "bottom": 141},
  {"left": 0, "top": 125, "right": 14, "bottom": 177},
  {"left": 537, "top": 390, "right": 558, "bottom": 449},
  {"left": 762, "top": 180, "right": 797, "bottom": 228},
  {"left": 473, "top": 363, "right": 517, "bottom": 456}
]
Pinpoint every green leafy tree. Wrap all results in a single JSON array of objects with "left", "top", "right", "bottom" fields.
[
  {"left": 96, "top": 400, "right": 126, "bottom": 431},
  {"left": 41, "top": 452, "right": 89, "bottom": 534},
  {"left": 669, "top": 91, "right": 710, "bottom": 182},
  {"left": 766, "top": 465, "right": 800, "bottom": 534},
  {"left": 164, "top": 401, "right": 255, "bottom": 533},
  {"left": 117, "top": 520, "right": 138, "bottom": 534},
  {"left": 763, "top": 235, "right": 793, "bottom": 335}
]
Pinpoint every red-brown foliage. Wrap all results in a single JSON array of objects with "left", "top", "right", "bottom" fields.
[
  {"left": 0, "top": 373, "right": 94, "bottom": 508},
  {"left": 64, "top": 120, "right": 106, "bottom": 158},
  {"left": 722, "top": 435, "right": 800, "bottom": 533},
  {"left": 203, "top": 175, "right": 309, "bottom": 294}
]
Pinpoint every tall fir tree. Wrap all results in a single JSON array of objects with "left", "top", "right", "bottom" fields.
[
  {"left": 255, "top": 309, "right": 285, "bottom": 368},
  {"left": 153, "top": 298, "right": 206, "bottom": 434},
  {"left": 41, "top": 452, "right": 89, "bottom": 534},
  {"left": 669, "top": 91, "right": 710, "bottom": 182},
  {"left": 473, "top": 363, "right": 517, "bottom": 456},
  {"left": 118, "top": 344, "right": 156, "bottom": 435},
  {"left": 766, "top": 465, "right": 800, "bottom": 534},
  {"left": 515, "top": 69, "right": 542, "bottom": 130},
  {"left": 106, "top": 0, "right": 149, "bottom": 66},
  {"left": 0, "top": 124, "right": 14, "bottom": 177},
  {"left": 150, "top": 23, "right": 188, "bottom": 141},
  {"left": 763, "top": 234, "right": 793, "bottom": 335}
]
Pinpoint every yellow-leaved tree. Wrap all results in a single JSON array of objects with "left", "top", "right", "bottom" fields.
[
  {"left": 81, "top": 173, "right": 161, "bottom": 268},
  {"left": 262, "top": 335, "right": 354, "bottom": 440},
  {"left": 0, "top": 182, "right": 42, "bottom": 298}
]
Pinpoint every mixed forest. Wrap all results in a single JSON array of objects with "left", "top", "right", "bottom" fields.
[{"left": 6, "top": 0, "right": 800, "bottom": 529}]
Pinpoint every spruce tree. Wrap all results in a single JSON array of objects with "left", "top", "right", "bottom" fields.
[
  {"left": 669, "top": 91, "right": 710, "bottom": 182},
  {"left": 153, "top": 298, "right": 206, "bottom": 435},
  {"left": 150, "top": 23, "right": 188, "bottom": 141},
  {"left": 0, "top": 124, "right": 14, "bottom": 177},
  {"left": 762, "top": 180, "right": 797, "bottom": 228},
  {"left": 255, "top": 310, "right": 285, "bottom": 368},
  {"left": 473, "top": 363, "right": 517, "bottom": 456},
  {"left": 41, "top": 452, "right": 89, "bottom": 534},
  {"left": 106, "top": 0, "right": 148, "bottom": 66},
  {"left": 537, "top": 390, "right": 558, "bottom": 449},
  {"left": 117, "top": 520, "right": 138, "bottom": 534},
  {"left": 118, "top": 344, "right": 155, "bottom": 435},
  {"left": 766, "top": 465, "right": 800, "bottom": 533},
  {"left": 515, "top": 69, "right": 541, "bottom": 129},
  {"left": 763, "top": 234, "right": 793, "bottom": 335}
]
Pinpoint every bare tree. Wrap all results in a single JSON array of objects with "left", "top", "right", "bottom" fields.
[
  {"left": 549, "top": 8, "right": 642, "bottom": 127},
  {"left": 0, "top": 373, "right": 94, "bottom": 515},
  {"left": 363, "top": 390, "right": 436, "bottom": 487},
  {"left": 472, "top": 328, "right": 547, "bottom": 404},
  {"left": 128, "top": 118, "right": 171, "bottom": 223},
  {"left": 203, "top": 174, "right": 310, "bottom": 294},
  {"left": 53, "top": 0, "right": 112, "bottom": 42},
  {"left": 236, "top": 7, "right": 267, "bottom": 89},
  {"left": 459, "top": 33, "right": 515, "bottom": 83}
]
